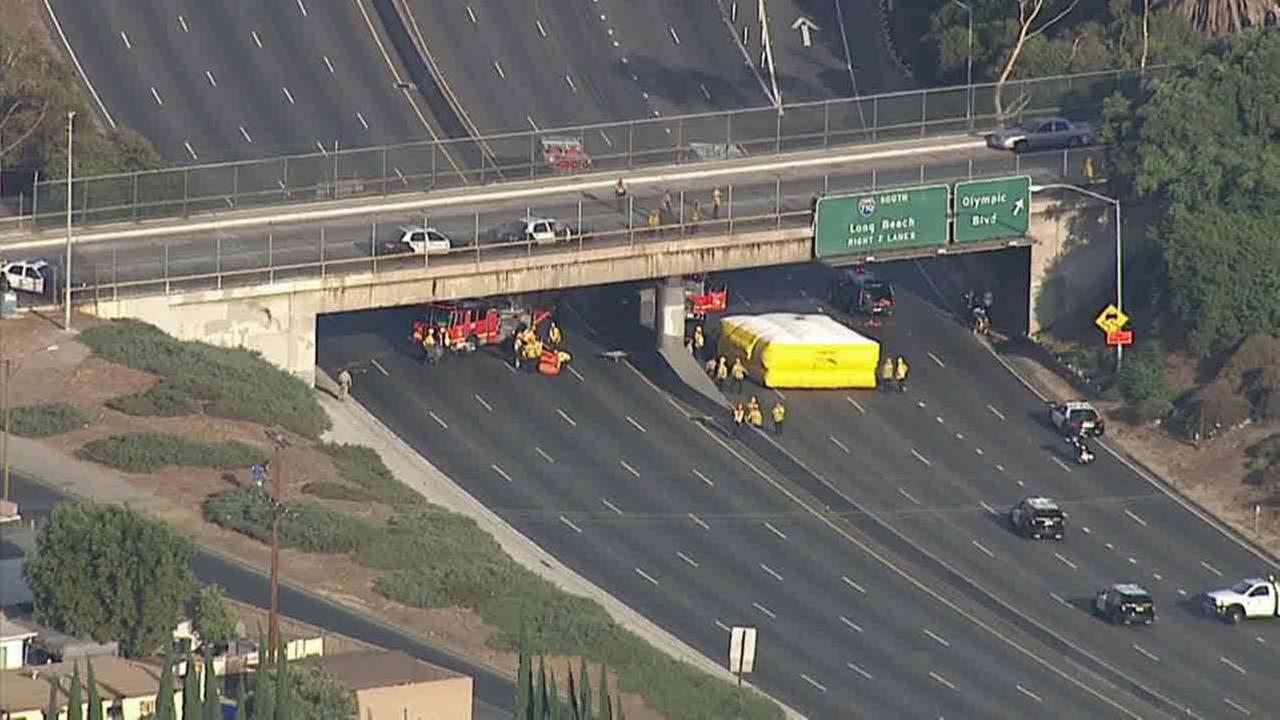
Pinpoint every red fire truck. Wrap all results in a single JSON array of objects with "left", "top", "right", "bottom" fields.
[
  {"left": 685, "top": 274, "right": 728, "bottom": 320},
  {"left": 411, "top": 300, "right": 550, "bottom": 353}
]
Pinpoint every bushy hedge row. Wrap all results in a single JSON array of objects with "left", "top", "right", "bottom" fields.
[{"left": 78, "top": 433, "right": 267, "bottom": 473}]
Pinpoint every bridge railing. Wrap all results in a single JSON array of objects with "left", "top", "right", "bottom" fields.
[
  {"left": 13, "top": 66, "right": 1160, "bottom": 235},
  {"left": 62, "top": 146, "right": 1103, "bottom": 306}
]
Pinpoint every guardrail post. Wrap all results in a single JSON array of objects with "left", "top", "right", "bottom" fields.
[
  {"left": 628, "top": 195, "right": 635, "bottom": 246},
  {"left": 320, "top": 226, "right": 326, "bottom": 278},
  {"left": 872, "top": 167, "right": 878, "bottom": 190},
  {"left": 474, "top": 212, "right": 480, "bottom": 266},
  {"left": 627, "top": 121, "right": 634, "bottom": 169},
  {"left": 726, "top": 112, "right": 732, "bottom": 147},
  {"left": 823, "top": 101, "right": 831, "bottom": 147},
  {"left": 920, "top": 90, "right": 928, "bottom": 138},
  {"left": 677, "top": 118, "right": 685, "bottom": 164},
  {"left": 1062, "top": 148, "right": 1068, "bottom": 178},
  {"left": 872, "top": 97, "right": 879, "bottom": 143},
  {"left": 679, "top": 191, "right": 686, "bottom": 236},
  {"left": 382, "top": 147, "right": 389, "bottom": 196},
  {"left": 371, "top": 222, "right": 378, "bottom": 274},
  {"left": 131, "top": 173, "right": 139, "bottom": 223},
  {"left": 112, "top": 247, "right": 118, "bottom": 303},
  {"left": 280, "top": 158, "right": 288, "bottom": 201},
  {"left": 268, "top": 227, "right": 274, "bottom": 285},
  {"left": 431, "top": 143, "right": 438, "bottom": 188},
  {"left": 775, "top": 112, "right": 782, "bottom": 154},
  {"left": 577, "top": 199, "right": 584, "bottom": 253},
  {"left": 529, "top": 133, "right": 537, "bottom": 180},
  {"left": 775, "top": 179, "right": 782, "bottom": 229},
  {"left": 728, "top": 184, "right": 734, "bottom": 234},
  {"left": 31, "top": 170, "right": 38, "bottom": 227},
  {"left": 216, "top": 236, "right": 222, "bottom": 290},
  {"left": 164, "top": 242, "right": 170, "bottom": 295},
  {"left": 231, "top": 166, "right": 239, "bottom": 209}
]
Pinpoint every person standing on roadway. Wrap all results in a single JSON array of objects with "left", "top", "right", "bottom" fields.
[
  {"left": 548, "top": 321, "right": 563, "bottom": 349},
  {"left": 647, "top": 208, "right": 661, "bottom": 236},
  {"left": 662, "top": 190, "right": 674, "bottom": 224},
  {"left": 693, "top": 324, "right": 706, "bottom": 359},
  {"left": 712, "top": 187, "right": 723, "bottom": 219},
  {"left": 422, "top": 329, "right": 438, "bottom": 366},
  {"left": 615, "top": 177, "right": 627, "bottom": 214},
  {"left": 337, "top": 369, "right": 353, "bottom": 400},
  {"left": 732, "top": 402, "right": 746, "bottom": 438},
  {"left": 747, "top": 401, "right": 765, "bottom": 429},
  {"left": 894, "top": 355, "right": 910, "bottom": 392},
  {"left": 715, "top": 356, "right": 729, "bottom": 390},
  {"left": 513, "top": 330, "right": 524, "bottom": 370},
  {"left": 879, "top": 356, "right": 895, "bottom": 392},
  {"left": 731, "top": 357, "right": 747, "bottom": 394},
  {"left": 771, "top": 401, "right": 785, "bottom": 436},
  {"left": 690, "top": 201, "right": 704, "bottom": 234}
]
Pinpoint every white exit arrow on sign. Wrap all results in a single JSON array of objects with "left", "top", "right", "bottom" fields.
[
  {"left": 791, "top": 16, "right": 819, "bottom": 47},
  {"left": 1012, "top": 198, "right": 1025, "bottom": 215}
]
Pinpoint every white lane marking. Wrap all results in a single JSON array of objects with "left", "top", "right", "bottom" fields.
[
  {"left": 295, "top": 0, "right": 308, "bottom": 16},
  {"left": 1220, "top": 656, "right": 1247, "bottom": 675},
  {"left": 668, "top": 25, "right": 681, "bottom": 44},
  {"left": 625, "top": 416, "right": 647, "bottom": 433},
  {"left": 315, "top": 141, "right": 327, "bottom": 154},
  {"left": 251, "top": 30, "right": 263, "bottom": 48},
  {"left": 239, "top": 126, "right": 253, "bottom": 143},
  {"left": 559, "top": 515, "right": 583, "bottom": 533},
  {"left": 971, "top": 540, "right": 994, "bottom": 558},
  {"left": 1128, "top": 557, "right": 1137, "bottom": 565},
  {"left": 602, "top": 498, "right": 624, "bottom": 515},
  {"left": 535, "top": 447, "right": 555, "bottom": 463},
  {"left": 120, "top": 31, "right": 131, "bottom": 48},
  {"left": 800, "top": 674, "right": 826, "bottom": 693},
  {"left": 898, "top": 487, "right": 921, "bottom": 505},
  {"left": 911, "top": 449, "right": 932, "bottom": 466},
  {"left": 635, "top": 567, "right": 660, "bottom": 586},
  {"left": 282, "top": 86, "right": 296, "bottom": 104},
  {"left": 688, "top": 513, "right": 710, "bottom": 530},
  {"left": 1132, "top": 644, "right": 1159, "bottom": 662},
  {"left": 840, "top": 616, "right": 863, "bottom": 632},
  {"left": 565, "top": 74, "right": 577, "bottom": 93},
  {"left": 763, "top": 522, "right": 788, "bottom": 540},
  {"left": 753, "top": 602, "right": 776, "bottom": 619},
  {"left": 1224, "top": 698, "right": 1252, "bottom": 716},
  {"left": 467, "top": 6, "right": 477, "bottom": 24},
  {"left": 356, "top": 112, "right": 369, "bottom": 130},
  {"left": 975, "top": 447, "right": 985, "bottom": 455},
  {"left": 1054, "top": 552, "right": 1078, "bottom": 570},
  {"left": 204, "top": 70, "right": 217, "bottom": 87},
  {"left": 568, "top": 365, "right": 585, "bottom": 382},
  {"left": 760, "top": 563, "right": 784, "bottom": 582},
  {"left": 556, "top": 408, "right": 577, "bottom": 427},
  {"left": 928, "top": 352, "right": 946, "bottom": 367},
  {"left": 1017, "top": 685, "right": 1043, "bottom": 703},
  {"left": 535, "top": 18, "right": 547, "bottom": 37},
  {"left": 847, "top": 662, "right": 873, "bottom": 680},
  {"left": 829, "top": 436, "right": 851, "bottom": 454},
  {"left": 598, "top": 129, "right": 613, "bottom": 147},
  {"left": 987, "top": 404, "right": 1006, "bottom": 420},
  {"left": 1152, "top": 573, "right": 1162, "bottom": 581},
  {"left": 979, "top": 501, "right": 997, "bottom": 515},
  {"left": 692, "top": 469, "right": 714, "bottom": 487},
  {"left": 936, "top": 416, "right": 944, "bottom": 424},
  {"left": 183, "top": 141, "right": 198, "bottom": 160},
  {"left": 493, "top": 60, "right": 505, "bottom": 79},
  {"left": 1049, "top": 592, "right": 1071, "bottom": 608},
  {"left": 677, "top": 551, "right": 699, "bottom": 568},
  {"left": 473, "top": 393, "right": 492, "bottom": 412},
  {"left": 490, "top": 464, "right": 512, "bottom": 482},
  {"left": 1201, "top": 560, "right": 1223, "bottom": 577},
  {"left": 842, "top": 576, "right": 866, "bottom": 593},
  {"left": 1256, "top": 636, "right": 1266, "bottom": 644},
  {"left": 150, "top": 87, "right": 164, "bottom": 105},
  {"left": 323, "top": 55, "right": 335, "bottom": 74},
  {"left": 715, "top": 619, "right": 731, "bottom": 632},
  {"left": 1124, "top": 509, "right": 1148, "bottom": 527},
  {"left": 424, "top": 411, "right": 447, "bottom": 429},
  {"left": 1051, "top": 456, "right": 1073, "bottom": 473},
  {"left": 619, "top": 460, "right": 640, "bottom": 478},
  {"left": 923, "top": 629, "right": 950, "bottom": 647},
  {"left": 1178, "top": 589, "right": 1188, "bottom": 596},
  {"left": 370, "top": 358, "right": 390, "bottom": 376},
  {"left": 929, "top": 671, "right": 956, "bottom": 690},
  {"left": 955, "top": 432, "right": 964, "bottom": 440},
  {"left": 1081, "top": 526, "right": 1091, "bottom": 534},
  {"left": 846, "top": 396, "right": 866, "bottom": 413},
  {"left": 996, "top": 464, "right": 1006, "bottom": 472},
  {"left": 178, "top": 14, "right": 189, "bottom": 32},
  {"left": 1105, "top": 543, "right": 1114, "bottom": 550},
  {"left": 700, "top": 83, "right": 712, "bottom": 101}
]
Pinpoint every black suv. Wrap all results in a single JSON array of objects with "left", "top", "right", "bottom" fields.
[
  {"left": 1094, "top": 584, "right": 1156, "bottom": 625},
  {"left": 1009, "top": 497, "right": 1066, "bottom": 540}
]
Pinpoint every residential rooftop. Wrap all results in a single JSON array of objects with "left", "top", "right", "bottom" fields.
[
  {"left": 299, "top": 649, "right": 462, "bottom": 691},
  {"left": 1, "top": 656, "right": 163, "bottom": 712}
]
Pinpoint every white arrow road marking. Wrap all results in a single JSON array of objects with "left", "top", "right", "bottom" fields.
[{"left": 790, "top": 16, "right": 820, "bottom": 47}]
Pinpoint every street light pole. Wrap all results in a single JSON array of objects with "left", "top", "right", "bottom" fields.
[
  {"left": 1, "top": 358, "right": 10, "bottom": 502},
  {"left": 952, "top": 0, "right": 974, "bottom": 129},
  {"left": 264, "top": 429, "right": 291, "bottom": 664},
  {"left": 64, "top": 111, "right": 75, "bottom": 332},
  {"left": 1031, "top": 183, "right": 1124, "bottom": 369}
]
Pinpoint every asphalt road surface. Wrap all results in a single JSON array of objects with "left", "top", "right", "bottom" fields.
[
  {"left": 1, "top": 474, "right": 511, "bottom": 720},
  {"left": 50, "top": 0, "right": 435, "bottom": 160},
  {"left": 317, "top": 298, "right": 1165, "bottom": 718},
  {"left": 707, "top": 261, "right": 1280, "bottom": 718},
  {"left": 41, "top": 144, "right": 1097, "bottom": 300}
]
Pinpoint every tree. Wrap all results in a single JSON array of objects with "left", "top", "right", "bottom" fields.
[
  {"left": 255, "top": 663, "right": 355, "bottom": 720},
  {"left": 578, "top": 657, "right": 591, "bottom": 720},
  {"left": 994, "top": 0, "right": 1081, "bottom": 119},
  {"left": 534, "top": 656, "right": 547, "bottom": 720},
  {"left": 86, "top": 659, "right": 103, "bottom": 720},
  {"left": 1167, "top": 0, "right": 1271, "bottom": 35},
  {"left": 253, "top": 663, "right": 275, "bottom": 720},
  {"left": 192, "top": 584, "right": 238, "bottom": 649},
  {"left": 182, "top": 653, "right": 201, "bottom": 720},
  {"left": 156, "top": 642, "right": 177, "bottom": 720},
  {"left": 273, "top": 636, "right": 291, "bottom": 720},
  {"left": 599, "top": 663, "right": 611, "bottom": 720},
  {"left": 24, "top": 503, "right": 197, "bottom": 657},
  {"left": 46, "top": 673, "right": 60, "bottom": 720},
  {"left": 0, "top": 21, "right": 81, "bottom": 168},
  {"left": 233, "top": 673, "right": 247, "bottom": 720},
  {"left": 547, "top": 670, "right": 561, "bottom": 720},
  {"left": 67, "top": 662, "right": 83, "bottom": 720},
  {"left": 202, "top": 647, "right": 221, "bottom": 720},
  {"left": 517, "top": 634, "right": 532, "bottom": 718}
]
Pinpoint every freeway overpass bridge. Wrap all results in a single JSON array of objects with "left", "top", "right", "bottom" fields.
[{"left": 27, "top": 134, "right": 1115, "bottom": 386}]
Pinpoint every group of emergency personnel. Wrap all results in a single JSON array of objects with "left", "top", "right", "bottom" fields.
[
  {"left": 879, "top": 354, "right": 910, "bottom": 392},
  {"left": 416, "top": 323, "right": 451, "bottom": 365},
  {"left": 731, "top": 395, "right": 786, "bottom": 437},
  {"left": 513, "top": 318, "right": 569, "bottom": 373}
]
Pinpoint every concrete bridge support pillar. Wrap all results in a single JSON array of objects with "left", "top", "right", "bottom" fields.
[{"left": 654, "top": 276, "right": 686, "bottom": 351}]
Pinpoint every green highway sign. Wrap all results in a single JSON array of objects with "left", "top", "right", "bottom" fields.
[
  {"left": 953, "top": 176, "right": 1032, "bottom": 244},
  {"left": 814, "top": 185, "right": 950, "bottom": 258}
]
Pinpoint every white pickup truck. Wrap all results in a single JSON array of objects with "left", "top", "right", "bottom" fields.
[{"left": 1203, "top": 575, "right": 1280, "bottom": 623}]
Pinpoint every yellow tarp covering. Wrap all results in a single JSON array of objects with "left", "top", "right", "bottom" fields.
[{"left": 717, "top": 313, "right": 880, "bottom": 389}]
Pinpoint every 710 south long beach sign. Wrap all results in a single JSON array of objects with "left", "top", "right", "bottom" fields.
[{"left": 814, "top": 176, "right": 1031, "bottom": 258}]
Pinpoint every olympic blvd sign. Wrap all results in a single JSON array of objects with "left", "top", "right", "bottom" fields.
[
  {"left": 953, "top": 176, "right": 1032, "bottom": 244},
  {"left": 814, "top": 185, "right": 950, "bottom": 259}
]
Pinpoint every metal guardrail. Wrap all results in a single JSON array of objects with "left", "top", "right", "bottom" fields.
[
  {"left": 62, "top": 146, "right": 1102, "bottom": 305},
  {"left": 8, "top": 67, "right": 1158, "bottom": 234}
]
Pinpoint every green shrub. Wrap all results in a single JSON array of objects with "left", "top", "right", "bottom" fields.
[
  {"left": 319, "top": 443, "right": 421, "bottom": 506},
  {"left": 1117, "top": 347, "right": 1168, "bottom": 403},
  {"left": 1196, "top": 378, "right": 1251, "bottom": 429},
  {"left": 78, "top": 433, "right": 267, "bottom": 473},
  {"left": 107, "top": 383, "right": 199, "bottom": 417},
  {"left": 3, "top": 403, "right": 90, "bottom": 437},
  {"left": 79, "top": 321, "right": 330, "bottom": 438},
  {"left": 203, "top": 487, "right": 378, "bottom": 554},
  {"left": 1128, "top": 398, "right": 1173, "bottom": 425},
  {"left": 302, "top": 482, "right": 374, "bottom": 503}
]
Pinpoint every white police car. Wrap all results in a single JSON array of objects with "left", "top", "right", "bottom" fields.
[
  {"left": 1050, "top": 400, "right": 1105, "bottom": 437},
  {"left": 1, "top": 259, "right": 49, "bottom": 295}
]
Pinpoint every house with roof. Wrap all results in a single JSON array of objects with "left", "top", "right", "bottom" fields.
[
  {"left": 299, "top": 649, "right": 473, "bottom": 720},
  {"left": 1, "top": 656, "right": 180, "bottom": 720}
]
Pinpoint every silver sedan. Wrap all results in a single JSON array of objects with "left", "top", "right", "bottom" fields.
[{"left": 986, "top": 117, "right": 1094, "bottom": 152}]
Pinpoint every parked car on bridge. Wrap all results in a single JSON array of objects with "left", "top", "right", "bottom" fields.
[
  {"left": 987, "top": 117, "right": 1094, "bottom": 153},
  {"left": 1, "top": 259, "right": 49, "bottom": 295},
  {"left": 384, "top": 226, "right": 458, "bottom": 255}
]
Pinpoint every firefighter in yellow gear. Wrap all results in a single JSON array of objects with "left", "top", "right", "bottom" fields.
[
  {"left": 731, "top": 358, "right": 747, "bottom": 393},
  {"left": 880, "top": 357, "right": 895, "bottom": 392},
  {"left": 732, "top": 402, "right": 746, "bottom": 438},
  {"left": 771, "top": 402, "right": 785, "bottom": 436},
  {"left": 748, "top": 395, "right": 760, "bottom": 415},
  {"left": 548, "top": 322, "right": 563, "bottom": 348},
  {"left": 423, "top": 328, "right": 438, "bottom": 365},
  {"left": 894, "top": 355, "right": 910, "bottom": 392},
  {"left": 748, "top": 404, "right": 765, "bottom": 428},
  {"left": 715, "top": 356, "right": 729, "bottom": 389},
  {"left": 513, "top": 331, "right": 525, "bottom": 369},
  {"left": 693, "top": 325, "right": 706, "bottom": 358}
]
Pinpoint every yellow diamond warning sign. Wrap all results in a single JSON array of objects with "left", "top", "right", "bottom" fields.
[{"left": 1095, "top": 304, "right": 1130, "bottom": 334}]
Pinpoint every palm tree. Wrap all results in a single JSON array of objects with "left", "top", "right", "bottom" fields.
[
  {"left": 67, "top": 663, "right": 83, "bottom": 720},
  {"left": 1167, "top": 0, "right": 1271, "bottom": 35},
  {"left": 156, "top": 643, "right": 177, "bottom": 720},
  {"left": 86, "top": 659, "right": 103, "bottom": 720}
]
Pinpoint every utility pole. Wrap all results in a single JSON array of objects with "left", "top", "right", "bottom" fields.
[
  {"left": 265, "top": 428, "right": 291, "bottom": 664},
  {"left": 1, "top": 357, "right": 10, "bottom": 502},
  {"left": 64, "top": 111, "right": 75, "bottom": 332}
]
